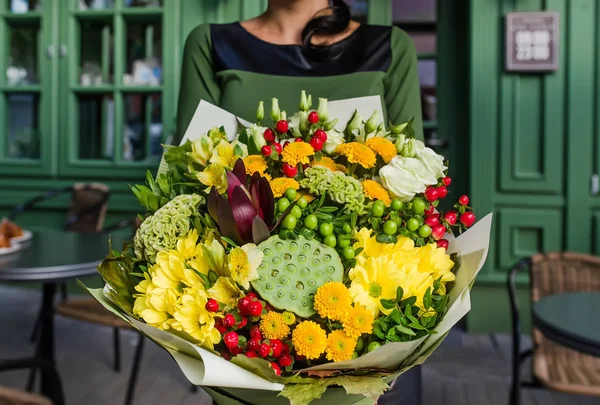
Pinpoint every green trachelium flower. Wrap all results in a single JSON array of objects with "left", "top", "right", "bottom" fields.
[
  {"left": 134, "top": 194, "right": 204, "bottom": 263},
  {"left": 300, "top": 167, "right": 366, "bottom": 213}
]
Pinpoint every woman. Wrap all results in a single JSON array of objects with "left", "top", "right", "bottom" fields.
[{"left": 176, "top": 0, "right": 423, "bottom": 142}]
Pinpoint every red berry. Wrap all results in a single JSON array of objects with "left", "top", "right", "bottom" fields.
[
  {"left": 282, "top": 343, "right": 291, "bottom": 354},
  {"left": 460, "top": 212, "right": 476, "bottom": 227},
  {"left": 436, "top": 239, "right": 449, "bottom": 250},
  {"left": 238, "top": 297, "right": 252, "bottom": 315},
  {"left": 261, "top": 145, "right": 272, "bottom": 156},
  {"left": 246, "top": 351, "right": 258, "bottom": 358},
  {"left": 215, "top": 319, "right": 227, "bottom": 334},
  {"left": 221, "top": 351, "right": 231, "bottom": 360},
  {"left": 223, "top": 332, "right": 239, "bottom": 348},
  {"left": 246, "top": 292, "right": 258, "bottom": 300},
  {"left": 276, "top": 120, "right": 289, "bottom": 134},
  {"left": 436, "top": 186, "right": 448, "bottom": 199},
  {"left": 250, "top": 326, "right": 262, "bottom": 341},
  {"left": 273, "top": 142, "right": 282, "bottom": 154},
  {"left": 424, "top": 187, "right": 439, "bottom": 202},
  {"left": 314, "top": 129, "right": 328, "bottom": 142},
  {"left": 459, "top": 195, "right": 470, "bottom": 206},
  {"left": 309, "top": 136, "right": 323, "bottom": 152},
  {"left": 431, "top": 224, "right": 446, "bottom": 241},
  {"left": 294, "top": 138, "right": 304, "bottom": 143},
  {"left": 259, "top": 343, "right": 271, "bottom": 358},
  {"left": 282, "top": 163, "right": 298, "bottom": 178},
  {"left": 229, "top": 346, "right": 242, "bottom": 355},
  {"left": 424, "top": 205, "right": 435, "bottom": 216},
  {"left": 270, "top": 362, "right": 282, "bottom": 376},
  {"left": 308, "top": 111, "right": 319, "bottom": 124},
  {"left": 278, "top": 353, "right": 293, "bottom": 367},
  {"left": 442, "top": 176, "right": 452, "bottom": 186},
  {"left": 425, "top": 214, "right": 440, "bottom": 227},
  {"left": 205, "top": 299, "right": 219, "bottom": 312},
  {"left": 263, "top": 128, "right": 275, "bottom": 143},
  {"left": 443, "top": 210, "right": 457, "bottom": 225},
  {"left": 248, "top": 338, "right": 261, "bottom": 352},
  {"left": 223, "top": 314, "right": 236, "bottom": 328},
  {"left": 236, "top": 316, "right": 247, "bottom": 329},
  {"left": 248, "top": 300, "right": 263, "bottom": 317},
  {"left": 294, "top": 354, "right": 306, "bottom": 361},
  {"left": 270, "top": 339, "right": 284, "bottom": 358}
]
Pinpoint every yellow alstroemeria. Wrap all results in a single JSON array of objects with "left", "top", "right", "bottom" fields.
[
  {"left": 133, "top": 277, "right": 180, "bottom": 330},
  {"left": 209, "top": 139, "right": 248, "bottom": 168},
  {"left": 173, "top": 289, "right": 221, "bottom": 349},
  {"left": 152, "top": 251, "right": 187, "bottom": 290},
  {"left": 228, "top": 244, "right": 263, "bottom": 289},
  {"left": 176, "top": 229, "right": 203, "bottom": 260},
  {"left": 200, "top": 239, "right": 228, "bottom": 277},
  {"left": 195, "top": 164, "right": 228, "bottom": 194},
  {"left": 207, "top": 276, "right": 245, "bottom": 310},
  {"left": 187, "top": 135, "right": 214, "bottom": 166}
]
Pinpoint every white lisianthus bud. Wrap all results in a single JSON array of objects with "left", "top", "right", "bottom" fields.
[
  {"left": 324, "top": 118, "right": 338, "bottom": 131},
  {"left": 317, "top": 98, "right": 329, "bottom": 123},
  {"left": 323, "top": 128, "right": 344, "bottom": 154},
  {"left": 247, "top": 124, "right": 268, "bottom": 150},
  {"left": 345, "top": 110, "right": 362, "bottom": 135},
  {"left": 256, "top": 101, "right": 264, "bottom": 122},
  {"left": 365, "top": 111, "right": 379, "bottom": 134},
  {"left": 288, "top": 113, "right": 303, "bottom": 138},
  {"left": 299, "top": 91, "right": 309, "bottom": 112},
  {"left": 299, "top": 111, "right": 309, "bottom": 134},
  {"left": 270, "top": 98, "right": 281, "bottom": 122}
]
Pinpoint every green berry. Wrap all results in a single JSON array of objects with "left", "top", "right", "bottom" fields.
[
  {"left": 355, "top": 338, "right": 365, "bottom": 352},
  {"left": 283, "top": 215, "right": 297, "bottom": 230},
  {"left": 285, "top": 188, "right": 297, "bottom": 201},
  {"left": 337, "top": 235, "right": 351, "bottom": 248},
  {"left": 367, "top": 342, "right": 381, "bottom": 353},
  {"left": 406, "top": 218, "right": 419, "bottom": 232},
  {"left": 324, "top": 234, "right": 337, "bottom": 247},
  {"left": 319, "top": 223, "right": 333, "bottom": 236},
  {"left": 277, "top": 198, "right": 290, "bottom": 213},
  {"left": 352, "top": 351, "right": 359, "bottom": 359},
  {"left": 383, "top": 220, "right": 398, "bottom": 235},
  {"left": 342, "top": 246, "right": 355, "bottom": 260},
  {"left": 290, "top": 206, "right": 302, "bottom": 219},
  {"left": 342, "top": 223, "right": 352, "bottom": 234},
  {"left": 412, "top": 198, "right": 425, "bottom": 215},
  {"left": 418, "top": 225, "right": 432, "bottom": 238},
  {"left": 371, "top": 201, "right": 386, "bottom": 217},
  {"left": 304, "top": 214, "right": 318, "bottom": 230},
  {"left": 296, "top": 197, "right": 308, "bottom": 209},
  {"left": 391, "top": 199, "right": 403, "bottom": 211}
]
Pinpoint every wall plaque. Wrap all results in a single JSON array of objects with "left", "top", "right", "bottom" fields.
[{"left": 506, "top": 11, "right": 559, "bottom": 72}]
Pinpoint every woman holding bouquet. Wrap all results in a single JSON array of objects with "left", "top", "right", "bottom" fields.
[{"left": 176, "top": 0, "right": 423, "bottom": 142}]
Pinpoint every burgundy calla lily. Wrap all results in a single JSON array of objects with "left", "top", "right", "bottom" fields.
[{"left": 208, "top": 159, "right": 276, "bottom": 245}]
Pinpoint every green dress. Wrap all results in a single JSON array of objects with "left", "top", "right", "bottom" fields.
[{"left": 176, "top": 22, "right": 423, "bottom": 143}]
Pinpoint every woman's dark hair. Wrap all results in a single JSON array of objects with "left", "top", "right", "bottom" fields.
[{"left": 301, "top": 0, "right": 352, "bottom": 49}]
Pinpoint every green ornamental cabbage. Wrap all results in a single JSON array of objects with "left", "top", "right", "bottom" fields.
[{"left": 134, "top": 194, "right": 204, "bottom": 263}]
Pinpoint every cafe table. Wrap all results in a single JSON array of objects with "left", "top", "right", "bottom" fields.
[{"left": 0, "top": 230, "right": 126, "bottom": 405}]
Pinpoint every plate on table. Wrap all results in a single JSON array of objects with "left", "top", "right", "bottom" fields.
[{"left": 11, "top": 230, "right": 32, "bottom": 243}]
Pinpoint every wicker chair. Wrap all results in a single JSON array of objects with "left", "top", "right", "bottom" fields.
[
  {"left": 0, "top": 358, "right": 63, "bottom": 405},
  {"left": 508, "top": 252, "right": 600, "bottom": 405}
]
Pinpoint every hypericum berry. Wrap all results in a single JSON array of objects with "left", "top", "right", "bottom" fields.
[
  {"left": 431, "top": 224, "right": 446, "bottom": 241},
  {"left": 248, "top": 300, "right": 263, "bottom": 317},
  {"left": 294, "top": 138, "right": 304, "bottom": 143},
  {"left": 425, "top": 214, "right": 440, "bottom": 227},
  {"left": 238, "top": 297, "right": 252, "bottom": 315},
  {"left": 223, "top": 332, "right": 239, "bottom": 348},
  {"left": 443, "top": 210, "right": 457, "bottom": 225},
  {"left": 314, "top": 129, "right": 327, "bottom": 142},
  {"left": 282, "top": 343, "right": 291, "bottom": 354},
  {"left": 229, "top": 346, "right": 242, "bottom": 355},
  {"left": 205, "top": 299, "right": 219, "bottom": 312},
  {"left": 278, "top": 353, "right": 293, "bottom": 367},
  {"left": 236, "top": 316, "right": 247, "bottom": 329},
  {"left": 270, "top": 362, "right": 282, "bottom": 376},
  {"left": 223, "top": 314, "right": 236, "bottom": 328},
  {"left": 215, "top": 319, "right": 227, "bottom": 334},
  {"left": 248, "top": 338, "right": 261, "bottom": 352},
  {"left": 308, "top": 111, "right": 319, "bottom": 124},
  {"left": 459, "top": 195, "right": 470, "bottom": 206},
  {"left": 442, "top": 176, "right": 452, "bottom": 186},
  {"left": 263, "top": 128, "right": 275, "bottom": 143},
  {"left": 246, "top": 351, "right": 258, "bottom": 358},
  {"left": 424, "top": 205, "right": 435, "bottom": 216},
  {"left": 273, "top": 142, "right": 282, "bottom": 154},
  {"left": 270, "top": 339, "right": 284, "bottom": 358},
  {"left": 246, "top": 292, "right": 258, "bottom": 300},
  {"left": 460, "top": 212, "right": 476, "bottom": 227},
  {"left": 436, "top": 186, "right": 448, "bottom": 199},
  {"left": 259, "top": 343, "right": 271, "bottom": 358},
  {"left": 436, "top": 239, "right": 449, "bottom": 250},
  {"left": 309, "top": 136, "right": 323, "bottom": 151},
  {"left": 424, "top": 187, "right": 439, "bottom": 202},
  {"left": 276, "top": 120, "right": 289, "bottom": 133},
  {"left": 282, "top": 163, "right": 298, "bottom": 178},
  {"left": 250, "top": 326, "right": 262, "bottom": 340},
  {"left": 261, "top": 145, "right": 272, "bottom": 156}
]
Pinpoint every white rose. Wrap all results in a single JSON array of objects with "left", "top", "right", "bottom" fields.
[
  {"left": 379, "top": 155, "right": 439, "bottom": 201},
  {"left": 415, "top": 143, "right": 447, "bottom": 179},
  {"left": 246, "top": 124, "right": 268, "bottom": 150},
  {"left": 288, "top": 112, "right": 304, "bottom": 138},
  {"left": 323, "top": 128, "right": 344, "bottom": 154}
]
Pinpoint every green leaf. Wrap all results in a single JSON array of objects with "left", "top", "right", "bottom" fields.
[
  {"left": 319, "top": 207, "right": 339, "bottom": 213},
  {"left": 351, "top": 212, "right": 358, "bottom": 228},
  {"left": 300, "top": 228, "right": 315, "bottom": 240},
  {"left": 399, "top": 296, "right": 417, "bottom": 308},
  {"left": 279, "top": 381, "right": 329, "bottom": 405},
  {"left": 220, "top": 236, "right": 238, "bottom": 247},
  {"left": 387, "top": 308, "right": 402, "bottom": 325},
  {"left": 230, "top": 355, "right": 283, "bottom": 384},
  {"left": 380, "top": 299, "right": 396, "bottom": 310},
  {"left": 395, "top": 325, "right": 417, "bottom": 336},
  {"left": 376, "top": 234, "right": 397, "bottom": 244},
  {"left": 396, "top": 286, "right": 404, "bottom": 303},
  {"left": 386, "top": 327, "right": 401, "bottom": 342},
  {"left": 315, "top": 213, "right": 333, "bottom": 222},
  {"left": 423, "top": 287, "right": 432, "bottom": 310},
  {"left": 332, "top": 376, "right": 389, "bottom": 400},
  {"left": 233, "top": 144, "right": 244, "bottom": 157}
]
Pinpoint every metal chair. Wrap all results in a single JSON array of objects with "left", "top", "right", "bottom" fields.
[
  {"left": 508, "top": 252, "right": 600, "bottom": 405},
  {"left": 0, "top": 358, "right": 64, "bottom": 405}
]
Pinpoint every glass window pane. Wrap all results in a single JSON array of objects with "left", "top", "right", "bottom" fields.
[
  {"left": 124, "top": 22, "right": 162, "bottom": 86},
  {"left": 346, "top": 0, "right": 367, "bottom": 23},
  {"left": 79, "top": 0, "right": 114, "bottom": 10},
  {"left": 6, "top": 93, "right": 40, "bottom": 159},
  {"left": 78, "top": 93, "right": 114, "bottom": 160},
  {"left": 392, "top": 0, "right": 436, "bottom": 23},
  {"left": 80, "top": 21, "right": 113, "bottom": 85},
  {"left": 124, "top": 93, "right": 162, "bottom": 162},
  {"left": 125, "top": 0, "right": 162, "bottom": 7},
  {"left": 8, "top": 25, "right": 39, "bottom": 85},
  {"left": 8, "top": 0, "right": 42, "bottom": 13}
]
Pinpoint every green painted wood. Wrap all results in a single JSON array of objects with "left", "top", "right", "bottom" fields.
[{"left": 367, "top": 0, "right": 392, "bottom": 25}]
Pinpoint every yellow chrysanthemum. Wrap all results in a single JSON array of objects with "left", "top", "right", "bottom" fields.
[
  {"left": 260, "top": 311, "right": 291, "bottom": 340},
  {"left": 269, "top": 178, "right": 300, "bottom": 198},
  {"left": 335, "top": 143, "right": 377, "bottom": 169},
  {"left": 133, "top": 272, "right": 179, "bottom": 330},
  {"left": 365, "top": 137, "right": 397, "bottom": 163},
  {"left": 153, "top": 250, "right": 202, "bottom": 290},
  {"left": 362, "top": 180, "right": 391, "bottom": 206},
  {"left": 312, "top": 156, "right": 348, "bottom": 173},
  {"left": 227, "top": 244, "right": 263, "bottom": 289},
  {"left": 195, "top": 164, "right": 227, "bottom": 194},
  {"left": 353, "top": 227, "right": 414, "bottom": 257},
  {"left": 173, "top": 289, "right": 221, "bottom": 349},
  {"left": 326, "top": 330, "right": 357, "bottom": 362},
  {"left": 281, "top": 142, "right": 315, "bottom": 167},
  {"left": 292, "top": 321, "right": 327, "bottom": 360},
  {"left": 243, "top": 155, "right": 269, "bottom": 177},
  {"left": 314, "top": 281, "right": 352, "bottom": 321},
  {"left": 208, "top": 277, "right": 244, "bottom": 310},
  {"left": 342, "top": 304, "right": 375, "bottom": 338},
  {"left": 282, "top": 312, "right": 296, "bottom": 325}
]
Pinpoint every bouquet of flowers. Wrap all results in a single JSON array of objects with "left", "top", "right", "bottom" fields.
[{"left": 83, "top": 92, "right": 492, "bottom": 405}]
